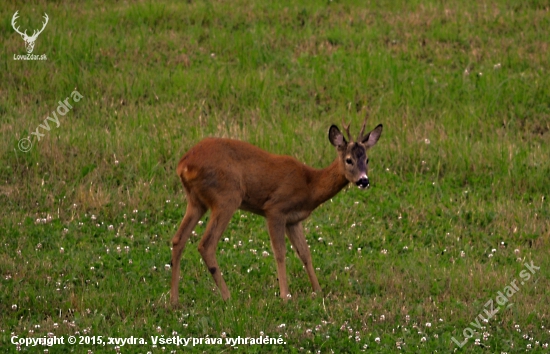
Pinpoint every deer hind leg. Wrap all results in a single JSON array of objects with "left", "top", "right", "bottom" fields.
[
  {"left": 267, "top": 216, "right": 290, "bottom": 300},
  {"left": 197, "top": 202, "right": 239, "bottom": 301},
  {"left": 170, "top": 200, "right": 206, "bottom": 306},
  {"left": 286, "top": 222, "right": 322, "bottom": 294}
]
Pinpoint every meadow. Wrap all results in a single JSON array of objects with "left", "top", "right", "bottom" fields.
[{"left": 1, "top": 0, "right": 549, "bottom": 352}]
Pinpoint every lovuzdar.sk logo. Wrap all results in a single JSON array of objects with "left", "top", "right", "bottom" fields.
[{"left": 11, "top": 10, "right": 48, "bottom": 61}]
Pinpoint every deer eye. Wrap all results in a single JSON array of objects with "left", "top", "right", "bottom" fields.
[
  {"left": 366, "top": 158, "right": 369, "bottom": 164},
  {"left": 345, "top": 158, "right": 353, "bottom": 165}
]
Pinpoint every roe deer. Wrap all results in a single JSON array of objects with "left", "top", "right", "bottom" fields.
[{"left": 170, "top": 120, "right": 383, "bottom": 304}]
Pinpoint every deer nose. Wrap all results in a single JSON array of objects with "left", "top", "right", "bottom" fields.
[{"left": 356, "top": 176, "right": 370, "bottom": 189}]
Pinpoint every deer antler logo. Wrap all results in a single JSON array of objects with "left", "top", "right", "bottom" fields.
[{"left": 11, "top": 11, "right": 49, "bottom": 54}]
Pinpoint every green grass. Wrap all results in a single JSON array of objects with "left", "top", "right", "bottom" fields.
[{"left": 1, "top": 0, "right": 549, "bottom": 352}]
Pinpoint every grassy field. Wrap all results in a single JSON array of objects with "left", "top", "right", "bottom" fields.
[{"left": 1, "top": 0, "right": 549, "bottom": 352}]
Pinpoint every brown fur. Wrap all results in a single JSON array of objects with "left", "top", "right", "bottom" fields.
[{"left": 170, "top": 123, "right": 382, "bottom": 304}]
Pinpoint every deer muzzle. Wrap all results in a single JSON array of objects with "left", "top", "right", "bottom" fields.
[{"left": 356, "top": 175, "right": 370, "bottom": 189}]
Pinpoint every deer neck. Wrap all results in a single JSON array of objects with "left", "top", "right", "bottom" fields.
[{"left": 310, "top": 159, "right": 349, "bottom": 207}]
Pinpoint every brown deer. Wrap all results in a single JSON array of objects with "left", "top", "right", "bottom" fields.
[{"left": 170, "top": 120, "right": 383, "bottom": 304}]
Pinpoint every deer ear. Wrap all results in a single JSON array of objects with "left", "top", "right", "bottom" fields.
[
  {"left": 361, "top": 124, "right": 383, "bottom": 149},
  {"left": 328, "top": 125, "right": 347, "bottom": 148}
]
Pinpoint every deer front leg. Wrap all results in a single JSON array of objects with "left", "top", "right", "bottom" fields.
[
  {"left": 286, "top": 222, "right": 321, "bottom": 294},
  {"left": 267, "top": 216, "right": 290, "bottom": 300}
]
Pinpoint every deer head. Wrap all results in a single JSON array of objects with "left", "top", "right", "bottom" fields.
[
  {"left": 328, "top": 118, "right": 383, "bottom": 189},
  {"left": 12, "top": 11, "right": 49, "bottom": 54}
]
